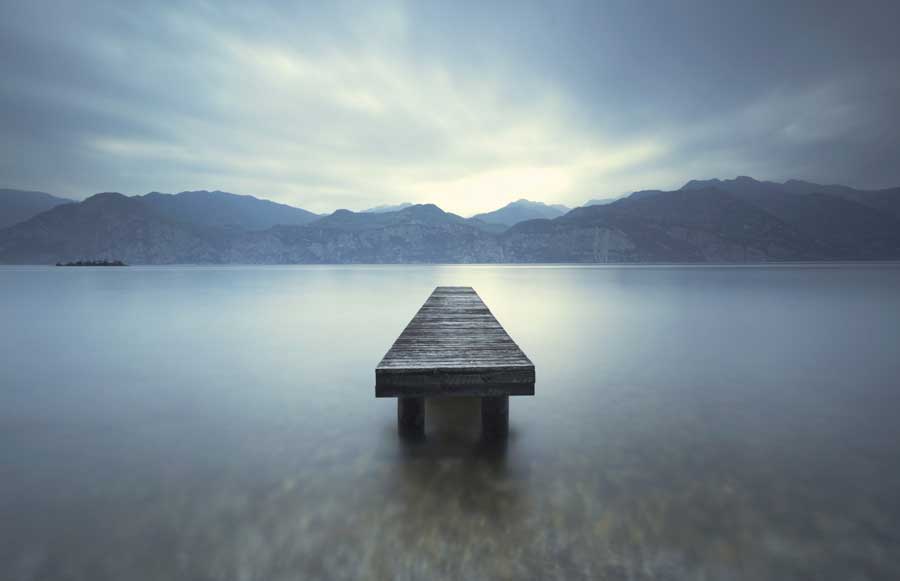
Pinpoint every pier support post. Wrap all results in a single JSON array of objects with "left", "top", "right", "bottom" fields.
[
  {"left": 481, "top": 396, "right": 509, "bottom": 438},
  {"left": 398, "top": 397, "right": 425, "bottom": 435}
]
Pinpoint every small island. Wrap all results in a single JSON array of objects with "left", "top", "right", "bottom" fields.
[{"left": 56, "top": 259, "right": 127, "bottom": 267}]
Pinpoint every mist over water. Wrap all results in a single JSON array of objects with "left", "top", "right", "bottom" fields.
[{"left": 2, "top": 264, "right": 900, "bottom": 580}]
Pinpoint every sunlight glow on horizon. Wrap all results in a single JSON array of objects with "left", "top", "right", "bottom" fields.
[{"left": 81, "top": 33, "right": 673, "bottom": 215}]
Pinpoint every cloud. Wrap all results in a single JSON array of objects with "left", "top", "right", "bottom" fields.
[{"left": 2, "top": 0, "right": 900, "bottom": 213}]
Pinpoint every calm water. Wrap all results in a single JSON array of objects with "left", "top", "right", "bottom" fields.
[{"left": 2, "top": 264, "right": 900, "bottom": 580}]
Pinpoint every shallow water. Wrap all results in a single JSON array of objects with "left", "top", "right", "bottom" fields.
[{"left": 2, "top": 264, "right": 900, "bottom": 580}]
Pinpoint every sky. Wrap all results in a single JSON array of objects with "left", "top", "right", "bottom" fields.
[{"left": 2, "top": 0, "right": 900, "bottom": 215}]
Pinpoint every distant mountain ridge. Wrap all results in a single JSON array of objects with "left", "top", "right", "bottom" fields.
[
  {"left": 362, "top": 202, "right": 413, "bottom": 213},
  {"left": 0, "top": 192, "right": 228, "bottom": 264},
  {"left": 502, "top": 186, "right": 816, "bottom": 262},
  {"left": 471, "top": 199, "right": 570, "bottom": 226},
  {"left": 316, "top": 204, "right": 465, "bottom": 231},
  {"left": 582, "top": 195, "right": 626, "bottom": 207},
  {"left": 0, "top": 189, "right": 74, "bottom": 229},
  {"left": 680, "top": 176, "right": 900, "bottom": 220},
  {"left": 138, "top": 190, "right": 319, "bottom": 229},
  {"left": 1, "top": 177, "right": 899, "bottom": 264}
]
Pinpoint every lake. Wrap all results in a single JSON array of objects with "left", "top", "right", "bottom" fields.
[{"left": 2, "top": 264, "right": 900, "bottom": 580}]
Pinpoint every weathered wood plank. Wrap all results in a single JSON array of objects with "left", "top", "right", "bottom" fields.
[{"left": 375, "top": 286, "right": 535, "bottom": 397}]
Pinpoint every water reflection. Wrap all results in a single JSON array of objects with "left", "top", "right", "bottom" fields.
[
  {"left": 2, "top": 264, "right": 900, "bottom": 580},
  {"left": 392, "top": 398, "right": 514, "bottom": 501}
]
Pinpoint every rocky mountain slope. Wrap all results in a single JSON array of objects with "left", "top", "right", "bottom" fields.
[
  {"left": 0, "top": 193, "right": 227, "bottom": 264},
  {"left": 501, "top": 187, "right": 819, "bottom": 262},
  {"left": 1, "top": 178, "right": 899, "bottom": 264}
]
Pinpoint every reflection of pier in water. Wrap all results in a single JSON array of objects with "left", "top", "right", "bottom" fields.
[{"left": 380, "top": 396, "right": 528, "bottom": 545}]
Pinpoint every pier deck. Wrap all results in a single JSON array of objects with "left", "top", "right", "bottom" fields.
[{"left": 375, "top": 286, "right": 535, "bottom": 436}]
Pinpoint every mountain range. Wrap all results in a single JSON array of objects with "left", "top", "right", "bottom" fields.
[
  {"left": 362, "top": 202, "right": 413, "bottom": 213},
  {"left": 471, "top": 199, "right": 570, "bottom": 226},
  {"left": 582, "top": 195, "right": 625, "bottom": 207},
  {"left": 138, "top": 190, "right": 320, "bottom": 229},
  {"left": 1, "top": 177, "right": 898, "bottom": 264},
  {"left": 0, "top": 189, "right": 74, "bottom": 229}
]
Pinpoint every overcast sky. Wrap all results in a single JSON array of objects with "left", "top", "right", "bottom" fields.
[{"left": 2, "top": 0, "right": 899, "bottom": 214}]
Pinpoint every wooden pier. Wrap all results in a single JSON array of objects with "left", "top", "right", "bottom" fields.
[{"left": 376, "top": 286, "right": 535, "bottom": 437}]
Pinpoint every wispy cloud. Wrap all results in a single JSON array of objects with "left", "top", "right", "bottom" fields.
[{"left": 2, "top": 0, "right": 900, "bottom": 213}]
